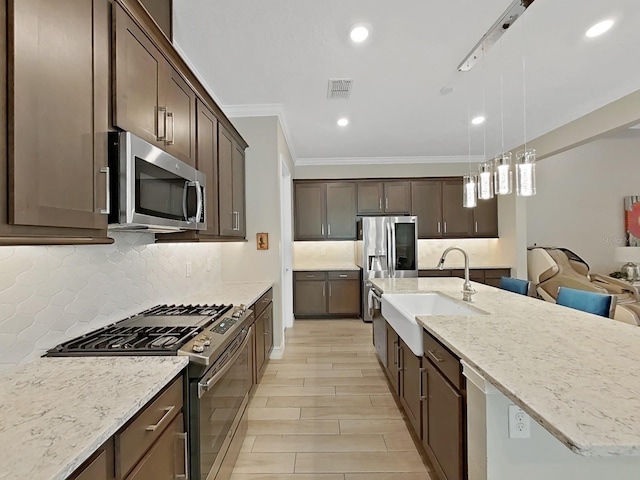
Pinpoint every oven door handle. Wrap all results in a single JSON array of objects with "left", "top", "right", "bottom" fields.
[{"left": 198, "top": 326, "right": 252, "bottom": 398}]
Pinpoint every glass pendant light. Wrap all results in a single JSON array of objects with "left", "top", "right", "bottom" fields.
[
  {"left": 463, "top": 175, "right": 478, "bottom": 208},
  {"left": 493, "top": 152, "right": 512, "bottom": 195},
  {"left": 478, "top": 162, "right": 494, "bottom": 199},
  {"left": 516, "top": 149, "right": 536, "bottom": 196}
]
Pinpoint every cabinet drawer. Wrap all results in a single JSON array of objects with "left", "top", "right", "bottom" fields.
[
  {"left": 328, "top": 270, "right": 359, "bottom": 280},
  {"left": 253, "top": 288, "right": 273, "bottom": 317},
  {"left": 294, "top": 271, "right": 327, "bottom": 281},
  {"left": 423, "top": 330, "right": 463, "bottom": 390},
  {"left": 484, "top": 268, "right": 511, "bottom": 279},
  {"left": 116, "top": 376, "right": 183, "bottom": 478}
]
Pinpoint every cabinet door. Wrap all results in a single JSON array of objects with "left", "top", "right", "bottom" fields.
[
  {"left": 114, "top": 3, "right": 162, "bottom": 148},
  {"left": 327, "top": 279, "right": 360, "bottom": 315},
  {"left": 411, "top": 181, "right": 443, "bottom": 238},
  {"left": 232, "top": 143, "right": 246, "bottom": 237},
  {"left": 357, "top": 182, "right": 384, "bottom": 214},
  {"left": 263, "top": 303, "right": 274, "bottom": 359},
  {"left": 9, "top": 0, "right": 109, "bottom": 230},
  {"left": 423, "top": 360, "right": 464, "bottom": 480},
  {"left": 399, "top": 339, "right": 422, "bottom": 437},
  {"left": 293, "top": 279, "right": 327, "bottom": 316},
  {"left": 125, "top": 413, "right": 185, "bottom": 480},
  {"left": 385, "top": 322, "right": 399, "bottom": 393},
  {"left": 218, "top": 124, "right": 235, "bottom": 236},
  {"left": 196, "top": 101, "right": 219, "bottom": 235},
  {"left": 384, "top": 182, "right": 411, "bottom": 213},
  {"left": 294, "top": 183, "right": 326, "bottom": 240},
  {"left": 254, "top": 311, "right": 266, "bottom": 379},
  {"left": 442, "top": 179, "right": 472, "bottom": 237},
  {"left": 162, "top": 65, "right": 196, "bottom": 166},
  {"left": 71, "top": 449, "right": 108, "bottom": 480},
  {"left": 473, "top": 195, "right": 498, "bottom": 237},
  {"left": 326, "top": 183, "right": 356, "bottom": 239}
]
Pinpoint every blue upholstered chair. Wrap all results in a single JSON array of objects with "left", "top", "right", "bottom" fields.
[
  {"left": 500, "top": 276, "right": 531, "bottom": 296},
  {"left": 556, "top": 286, "right": 617, "bottom": 318}
]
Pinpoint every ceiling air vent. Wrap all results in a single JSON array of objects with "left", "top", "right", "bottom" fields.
[{"left": 327, "top": 79, "right": 354, "bottom": 99}]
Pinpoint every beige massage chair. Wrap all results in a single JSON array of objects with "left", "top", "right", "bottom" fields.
[{"left": 527, "top": 247, "right": 640, "bottom": 325}]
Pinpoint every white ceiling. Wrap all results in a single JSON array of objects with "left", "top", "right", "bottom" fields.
[{"left": 172, "top": 0, "right": 640, "bottom": 164}]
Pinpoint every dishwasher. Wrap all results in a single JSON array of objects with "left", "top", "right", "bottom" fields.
[{"left": 368, "top": 283, "right": 387, "bottom": 367}]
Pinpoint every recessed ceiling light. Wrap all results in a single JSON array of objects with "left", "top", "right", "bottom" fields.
[
  {"left": 349, "top": 24, "right": 370, "bottom": 43},
  {"left": 337, "top": 118, "right": 349, "bottom": 127},
  {"left": 585, "top": 19, "right": 614, "bottom": 38},
  {"left": 471, "top": 116, "right": 486, "bottom": 125}
]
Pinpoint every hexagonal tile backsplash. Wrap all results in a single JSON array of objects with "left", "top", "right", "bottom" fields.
[{"left": 0, "top": 233, "right": 222, "bottom": 372}]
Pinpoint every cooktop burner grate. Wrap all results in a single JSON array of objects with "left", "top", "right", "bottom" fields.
[{"left": 139, "top": 304, "right": 232, "bottom": 316}]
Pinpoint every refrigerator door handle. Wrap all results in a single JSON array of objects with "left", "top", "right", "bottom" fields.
[
  {"left": 386, "top": 222, "right": 393, "bottom": 275},
  {"left": 390, "top": 223, "right": 397, "bottom": 276}
]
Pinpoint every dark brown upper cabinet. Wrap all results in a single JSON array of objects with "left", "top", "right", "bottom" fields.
[
  {"left": 411, "top": 180, "right": 443, "bottom": 238},
  {"left": 441, "top": 178, "right": 473, "bottom": 238},
  {"left": 357, "top": 181, "right": 411, "bottom": 215},
  {"left": 2, "top": 0, "right": 112, "bottom": 244},
  {"left": 113, "top": 3, "right": 196, "bottom": 167},
  {"left": 294, "top": 182, "right": 357, "bottom": 240},
  {"left": 473, "top": 195, "right": 499, "bottom": 237},
  {"left": 218, "top": 123, "right": 246, "bottom": 238}
]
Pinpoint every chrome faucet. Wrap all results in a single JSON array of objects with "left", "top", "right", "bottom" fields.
[{"left": 437, "top": 247, "right": 476, "bottom": 302}]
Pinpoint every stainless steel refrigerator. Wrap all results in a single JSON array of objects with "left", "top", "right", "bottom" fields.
[{"left": 356, "top": 216, "right": 418, "bottom": 322}]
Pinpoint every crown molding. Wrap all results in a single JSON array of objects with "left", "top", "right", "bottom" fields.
[
  {"left": 221, "top": 104, "right": 299, "bottom": 162},
  {"left": 296, "top": 155, "right": 486, "bottom": 166}
]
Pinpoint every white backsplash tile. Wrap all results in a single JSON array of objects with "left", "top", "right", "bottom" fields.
[{"left": 0, "top": 233, "right": 222, "bottom": 372}]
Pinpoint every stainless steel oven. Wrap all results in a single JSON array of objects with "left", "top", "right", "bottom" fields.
[
  {"left": 187, "top": 321, "right": 253, "bottom": 480},
  {"left": 108, "top": 131, "right": 206, "bottom": 232}
]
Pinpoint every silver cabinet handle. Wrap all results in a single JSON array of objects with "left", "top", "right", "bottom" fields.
[
  {"left": 146, "top": 405, "right": 176, "bottom": 431},
  {"left": 321, "top": 224, "right": 324, "bottom": 236},
  {"left": 437, "top": 221, "right": 441, "bottom": 234},
  {"left": 232, "top": 211, "right": 240, "bottom": 231},
  {"left": 475, "top": 221, "right": 478, "bottom": 233},
  {"left": 157, "top": 106, "right": 167, "bottom": 140},
  {"left": 386, "top": 198, "right": 389, "bottom": 210},
  {"left": 339, "top": 274, "right": 348, "bottom": 278},
  {"left": 393, "top": 340, "right": 398, "bottom": 365},
  {"left": 443, "top": 222, "right": 447, "bottom": 234},
  {"left": 427, "top": 350, "right": 444, "bottom": 363},
  {"left": 322, "top": 284, "right": 325, "bottom": 297},
  {"left": 419, "top": 367, "right": 427, "bottom": 401},
  {"left": 397, "top": 345, "right": 403, "bottom": 372},
  {"left": 379, "top": 198, "right": 382, "bottom": 210},
  {"left": 328, "top": 224, "right": 331, "bottom": 236},
  {"left": 329, "top": 284, "right": 332, "bottom": 297},
  {"left": 99, "top": 167, "right": 110, "bottom": 215},
  {"left": 175, "top": 432, "right": 189, "bottom": 480},
  {"left": 306, "top": 274, "right": 315, "bottom": 278},
  {"left": 166, "top": 111, "right": 175, "bottom": 145}
]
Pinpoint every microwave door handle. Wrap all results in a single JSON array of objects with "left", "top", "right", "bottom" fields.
[
  {"left": 182, "top": 181, "right": 189, "bottom": 222},
  {"left": 194, "top": 180, "right": 203, "bottom": 224}
]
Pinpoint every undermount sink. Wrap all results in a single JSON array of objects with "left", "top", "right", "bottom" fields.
[{"left": 381, "top": 293, "right": 485, "bottom": 356}]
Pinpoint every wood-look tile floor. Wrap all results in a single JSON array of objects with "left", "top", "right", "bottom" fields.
[{"left": 230, "top": 319, "right": 433, "bottom": 480}]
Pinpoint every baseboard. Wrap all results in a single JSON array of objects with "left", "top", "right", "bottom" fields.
[{"left": 269, "top": 345, "right": 285, "bottom": 359}]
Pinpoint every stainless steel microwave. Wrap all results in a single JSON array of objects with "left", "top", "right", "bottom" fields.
[{"left": 108, "top": 131, "right": 206, "bottom": 232}]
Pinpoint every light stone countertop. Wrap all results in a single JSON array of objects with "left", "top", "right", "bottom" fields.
[
  {"left": 293, "top": 263, "right": 360, "bottom": 271},
  {"left": 370, "top": 277, "right": 640, "bottom": 457},
  {"left": 187, "top": 281, "right": 273, "bottom": 307},
  {"left": 0, "top": 356, "right": 188, "bottom": 480}
]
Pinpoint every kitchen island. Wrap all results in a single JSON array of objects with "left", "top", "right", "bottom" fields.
[{"left": 371, "top": 277, "right": 640, "bottom": 479}]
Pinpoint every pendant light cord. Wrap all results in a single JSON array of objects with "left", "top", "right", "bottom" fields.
[
  {"left": 522, "top": 16, "right": 527, "bottom": 150},
  {"left": 500, "top": 40, "right": 505, "bottom": 153}
]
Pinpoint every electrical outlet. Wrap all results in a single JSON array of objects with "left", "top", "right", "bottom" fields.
[
  {"left": 185, "top": 262, "right": 192, "bottom": 278},
  {"left": 508, "top": 405, "right": 531, "bottom": 439},
  {"left": 206, "top": 258, "right": 213, "bottom": 272}
]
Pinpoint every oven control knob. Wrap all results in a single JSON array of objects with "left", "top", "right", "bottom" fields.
[
  {"left": 203, "top": 339, "right": 211, "bottom": 346},
  {"left": 192, "top": 343, "right": 205, "bottom": 353}
]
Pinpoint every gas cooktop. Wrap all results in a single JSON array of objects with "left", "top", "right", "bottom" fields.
[{"left": 46, "top": 303, "right": 234, "bottom": 356}]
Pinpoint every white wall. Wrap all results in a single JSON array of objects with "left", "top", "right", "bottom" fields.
[
  {"left": 0, "top": 233, "right": 222, "bottom": 372},
  {"left": 527, "top": 134, "right": 640, "bottom": 273},
  {"left": 222, "top": 116, "right": 293, "bottom": 351}
]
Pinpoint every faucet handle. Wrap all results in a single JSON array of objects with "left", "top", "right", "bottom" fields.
[{"left": 461, "top": 287, "right": 477, "bottom": 302}]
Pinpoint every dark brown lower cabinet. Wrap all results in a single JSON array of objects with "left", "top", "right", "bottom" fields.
[
  {"left": 419, "top": 268, "right": 511, "bottom": 287},
  {"left": 385, "top": 322, "right": 399, "bottom": 393},
  {"left": 399, "top": 338, "right": 422, "bottom": 436},
  {"left": 421, "top": 330, "right": 466, "bottom": 480},
  {"left": 293, "top": 271, "right": 360, "bottom": 318},
  {"left": 252, "top": 288, "right": 274, "bottom": 384},
  {"left": 124, "top": 413, "right": 185, "bottom": 480}
]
